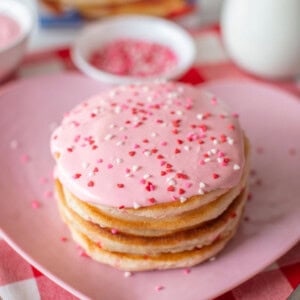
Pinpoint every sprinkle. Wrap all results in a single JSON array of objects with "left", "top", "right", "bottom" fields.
[
  {"left": 107, "top": 163, "right": 113, "bottom": 169},
  {"left": 209, "top": 256, "right": 216, "bottom": 262},
  {"left": 184, "top": 145, "right": 191, "bottom": 151},
  {"left": 143, "top": 174, "right": 151, "bottom": 179},
  {"left": 117, "top": 183, "right": 124, "bottom": 188},
  {"left": 161, "top": 141, "right": 168, "bottom": 146},
  {"left": 179, "top": 196, "right": 187, "bottom": 203},
  {"left": 73, "top": 173, "right": 81, "bottom": 179},
  {"left": 115, "top": 158, "right": 123, "bottom": 164},
  {"left": 212, "top": 173, "right": 219, "bottom": 179},
  {"left": 233, "top": 164, "right": 240, "bottom": 170},
  {"left": 88, "top": 181, "right": 95, "bottom": 187},
  {"left": 109, "top": 124, "right": 117, "bottom": 129},
  {"left": 198, "top": 159, "right": 205, "bottom": 165},
  {"left": 111, "top": 229, "right": 118, "bottom": 234},
  {"left": 144, "top": 150, "right": 151, "bottom": 156},
  {"left": 155, "top": 285, "right": 164, "bottom": 292},
  {"left": 10, "top": 140, "right": 19, "bottom": 149},
  {"left": 151, "top": 132, "right": 158, "bottom": 137},
  {"left": 204, "top": 158, "right": 211, "bottom": 163},
  {"left": 167, "top": 185, "right": 175, "bottom": 192},
  {"left": 198, "top": 188, "right": 204, "bottom": 195},
  {"left": 132, "top": 165, "right": 140, "bottom": 172},
  {"left": 124, "top": 271, "right": 132, "bottom": 278},
  {"left": 227, "top": 137, "right": 234, "bottom": 145},
  {"left": 218, "top": 152, "right": 225, "bottom": 158},
  {"left": 31, "top": 200, "right": 40, "bottom": 209},
  {"left": 116, "top": 140, "right": 124, "bottom": 146},
  {"left": 79, "top": 250, "right": 89, "bottom": 258},
  {"left": 184, "top": 268, "right": 191, "bottom": 274},
  {"left": 213, "top": 139, "right": 219, "bottom": 145},
  {"left": 148, "top": 197, "right": 156, "bottom": 204},
  {"left": 174, "top": 148, "right": 181, "bottom": 154},
  {"left": 232, "top": 112, "right": 239, "bottom": 118},
  {"left": 211, "top": 97, "right": 217, "bottom": 105},
  {"left": 82, "top": 162, "right": 89, "bottom": 169},
  {"left": 178, "top": 188, "right": 185, "bottom": 195},
  {"left": 60, "top": 236, "right": 67, "bottom": 242},
  {"left": 133, "top": 202, "right": 140, "bottom": 209},
  {"left": 104, "top": 134, "right": 114, "bottom": 141},
  {"left": 199, "top": 182, "right": 206, "bottom": 189},
  {"left": 196, "top": 113, "right": 203, "bottom": 120}
]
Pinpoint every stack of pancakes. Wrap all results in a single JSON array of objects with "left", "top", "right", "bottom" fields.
[
  {"left": 51, "top": 82, "right": 250, "bottom": 271},
  {"left": 41, "top": 0, "right": 192, "bottom": 18}
]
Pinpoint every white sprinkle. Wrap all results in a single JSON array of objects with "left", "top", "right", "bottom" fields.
[
  {"left": 124, "top": 271, "right": 132, "bottom": 278},
  {"left": 144, "top": 150, "right": 151, "bottom": 156},
  {"left": 10, "top": 140, "right": 18, "bottom": 149},
  {"left": 142, "top": 86, "right": 149, "bottom": 92},
  {"left": 207, "top": 150, "right": 212, "bottom": 156},
  {"left": 132, "top": 165, "right": 140, "bottom": 172},
  {"left": 114, "top": 106, "right": 122, "bottom": 114},
  {"left": 104, "top": 134, "right": 114, "bottom": 141},
  {"left": 227, "top": 137, "right": 234, "bottom": 145},
  {"left": 151, "top": 132, "right": 158, "bottom": 138},
  {"left": 109, "top": 124, "right": 117, "bottom": 129},
  {"left": 204, "top": 158, "right": 211, "bottom": 163},
  {"left": 180, "top": 196, "right": 187, "bottom": 203},
  {"left": 133, "top": 202, "right": 141, "bottom": 209},
  {"left": 167, "top": 179, "right": 176, "bottom": 186},
  {"left": 109, "top": 90, "right": 116, "bottom": 98},
  {"left": 211, "top": 148, "right": 217, "bottom": 154},
  {"left": 196, "top": 114, "right": 203, "bottom": 120},
  {"left": 213, "top": 139, "right": 219, "bottom": 145},
  {"left": 125, "top": 173, "right": 133, "bottom": 178},
  {"left": 133, "top": 116, "right": 140, "bottom": 121},
  {"left": 184, "top": 145, "right": 191, "bottom": 151},
  {"left": 119, "top": 126, "right": 126, "bottom": 131},
  {"left": 143, "top": 174, "right": 151, "bottom": 179},
  {"left": 217, "top": 157, "right": 224, "bottom": 163},
  {"left": 147, "top": 96, "right": 153, "bottom": 102},
  {"left": 209, "top": 256, "right": 216, "bottom": 262},
  {"left": 87, "top": 172, "right": 94, "bottom": 177},
  {"left": 115, "top": 158, "right": 123, "bottom": 164},
  {"left": 176, "top": 110, "right": 183, "bottom": 116},
  {"left": 116, "top": 141, "right": 124, "bottom": 146},
  {"left": 198, "top": 188, "right": 205, "bottom": 195},
  {"left": 82, "top": 162, "right": 89, "bottom": 169},
  {"left": 233, "top": 164, "right": 240, "bottom": 170},
  {"left": 199, "top": 182, "right": 206, "bottom": 189}
]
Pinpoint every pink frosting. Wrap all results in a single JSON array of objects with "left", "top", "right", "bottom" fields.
[{"left": 51, "top": 82, "right": 245, "bottom": 208}]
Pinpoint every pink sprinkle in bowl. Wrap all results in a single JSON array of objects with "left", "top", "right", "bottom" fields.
[
  {"left": 0, "top": 0, "right": 34, "bottom": 82},
  {"left": 72, "top": 15, "right": 196, "bottom": 84}
]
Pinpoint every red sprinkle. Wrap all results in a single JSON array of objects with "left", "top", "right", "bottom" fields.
[
  {"left": 178, "top": 188, "right": 185, "bottom": 195},
  {"left": 212, "top": 173, "right": 220, "bottom": 179},
  {"left": 73, "top": 173, "right": 81, "bottom": 179},
  {"left": 87, "top": 181, "right": 95, "bottom": 187},
  {"left": 167, "top": 185, "right": 175, "bottom": 192},
  {"left": 175, "top": 148, "right": 181, "bottom": 154},
  {"left": 117, "top": 183, "right": 125, "bottom": 188},
  {"left": 128, "top": 151, "right": 136, "bottom": 157}
]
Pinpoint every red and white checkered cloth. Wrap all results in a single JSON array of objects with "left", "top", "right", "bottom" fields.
[{"left": 0, "top": 25, "right": 299, "bottom": 300}]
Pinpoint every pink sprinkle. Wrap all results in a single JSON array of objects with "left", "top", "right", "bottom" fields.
[
  {"left": 185, "top": 182, "right": 192, "bottom": 188},
  {"left": 60, "top": 236, "right": 68, "bottom": 242},
  {"left": 211, "top": 97, "right": 217, "bottom": 105},
  {"left": 198, "top": 159, "right": 205, "bottom": 165},
  {"left": 289, "top": 148, "right": 297, "bottom": 156},
  {"left": 140, "top": 179, "right": 146, "bottom": 184},
  {"left": 97, "top": 158, "right": 103, "bottom": 163},
  {"left": 218, "top": 151, "right": 225, "bottom": 158},
  {"left": 20, "top": 154, "right": 30, "bottom": 163},
  {"left": 74, "top": 135, "right": 81, "bottom": 143},
  {"left": 31, "top": 200, "right": 40, "bottom": 209},
  {"left": 183, "top": 268, "right": 191, "bottom": 274},
  {"left": 161, "top": 141, "right": 168, "bottom": 146},
  {"left": 232, "top": 112, "right": 239, "bottom": 118},
  {"left": 107, "top": 164, "right": 113, "bottom": 169},
  {"left": 87, "top": 181, "right": 95, "bottom": 187},
  {"left": 79, "top": 250, "right": 90, "bottom": 258},
  {"left": 111, "top": 229, "right": 118, "bottom": 235},
  {"left": 44, "top": 191, "right": 53, "bottom": 198},
  {"left": 155, "top": 285, "right": 164, "bottom": 292},
  {"left": 133, "top": 144, "right": 140, "bottom": 149}
]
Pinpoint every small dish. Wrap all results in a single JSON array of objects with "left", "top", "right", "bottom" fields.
[
  {"left": 72, "top": 15, "right": 196, "bottom": 84},
  {"left": 0, "top": 0, "right": 34, "bottom": 81}
]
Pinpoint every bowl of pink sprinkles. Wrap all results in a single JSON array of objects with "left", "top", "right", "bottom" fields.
[{"left": 72, "top": 15, "right": 196, "bottom": 84}]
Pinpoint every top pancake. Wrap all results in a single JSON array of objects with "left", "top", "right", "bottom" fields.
[{"left": 51, "top": 82, "right": 245, "bottom": 208}]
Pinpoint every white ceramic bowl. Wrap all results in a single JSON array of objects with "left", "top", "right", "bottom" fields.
[
  {"left": 72, "top": 15, "right": 196, "bottom": 84},
  {"left": 0, "top": 0, "right": 33, "bottom": 81}
]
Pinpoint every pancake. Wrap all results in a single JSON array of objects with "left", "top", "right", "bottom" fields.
[
  {"left": 58, "top": 184, "right": 247, "bottom": 255},
  {"left": 51, "top": 81, "right": 250, "bottom": 270},
  {"left": 68, "top": 226, "right": 237, "bottom": 271}
]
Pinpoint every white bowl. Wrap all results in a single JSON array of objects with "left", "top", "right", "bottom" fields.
[
  {"left": 0, "top": 0, "right": 33, "bottom": 82},
  {"left": 72, "top": 15, "right": 196, "bottom": 84}
]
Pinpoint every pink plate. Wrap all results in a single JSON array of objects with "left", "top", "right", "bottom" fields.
[{"left": 0, "top": 73, "right": 299, "bottom": 300}]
